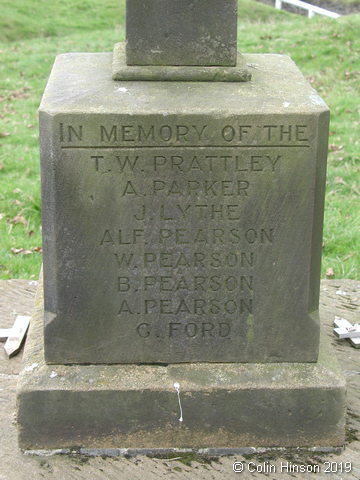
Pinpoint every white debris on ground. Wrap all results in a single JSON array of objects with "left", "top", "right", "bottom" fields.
[
  {"left": 24, "top": 362, "right": 39, "bottom": 372},
  {"left": 334, "top": 317, "right": 360, "bottom": 348}
]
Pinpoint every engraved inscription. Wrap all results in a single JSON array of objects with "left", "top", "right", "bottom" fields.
[
  {"left": 100, "top": 124, "right": 208, "bottom": 143},
  {"left": 58, "top": 119, "right": 313, "bottom": 348},
  {"left": 92, "top": 153, "right": 281, "bottom": 173},
  {"left": 100, "top": 228, "right": 273, "bottom": 245},
  {"left": 59, "top": 121, "right": 310, "bottom": 147},
  {"left": 93, "top": 145, "right": 276, "bottom": 341},
  {"left": 59, "top": 123, "right": 83, "bottom": 142}
]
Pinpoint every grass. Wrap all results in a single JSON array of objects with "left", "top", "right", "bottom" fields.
[
  {"left": 0, "top": 0, "right": 359, "bottom": 280},
  {"left": 0, "top": 0, "right": 124, "bottom": 42}
]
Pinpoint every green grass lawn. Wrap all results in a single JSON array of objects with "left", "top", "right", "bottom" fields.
[{"left": 0, "top": 0, "right": 359, "bottom": 280}]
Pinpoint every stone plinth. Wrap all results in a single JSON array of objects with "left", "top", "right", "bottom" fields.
[
  {"left": 17, "top": 278, "right": 346, "bottom": 450},
  {"left": 40, "top": 52, "right": 329, "bottom": 364},
  {"left": 113, "top": 43, "right": 251, "bottom": 82}
]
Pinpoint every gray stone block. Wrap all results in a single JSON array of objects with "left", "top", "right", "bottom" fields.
[
  {"left": 40, "top": 52, "right": 329, "bottom": 364},
  {"left": 17, "top": 278, "right": 346, "bottom": 450},
  {"left": 125, "top": 0, "right": 237, "bottom": 66},
  {"left": 113, "top": 43, "right": 251, "bottom": 82}
]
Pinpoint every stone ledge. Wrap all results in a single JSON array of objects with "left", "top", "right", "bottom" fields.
[
  {"left": 17, "top": 276, "right": 346, "bottom": 450},
  {"left": 112, "top": 43, "right": 251, "bottom": 82},
  {"left": 24, "top": 446, "right": 343, "bottom": 457}
]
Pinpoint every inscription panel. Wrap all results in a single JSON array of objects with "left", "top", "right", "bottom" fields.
[{"left": 42, "top": 115, "right": 323, "bottom": 364}]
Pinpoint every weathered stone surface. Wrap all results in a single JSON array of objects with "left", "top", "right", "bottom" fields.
[
  {"left": 40, "top": 52, "right": 329, "bottom": 364},
  {"left": 2, "top": 279, "right": 354, "bottom": 469},
  {"left": 113, "top": 43, "right": 251, "bottom": 82},
  {"left": 125, "top": 0, "right": 237, "bottom": 66},
  {"left": 17, "top": 278, "right": 346, "bottom": 450}
]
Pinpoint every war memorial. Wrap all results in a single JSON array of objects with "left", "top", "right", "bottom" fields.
[{"left": 17, "top": 0, "right": 346, "bottom": 451}]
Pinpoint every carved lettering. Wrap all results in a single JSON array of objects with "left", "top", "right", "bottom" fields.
[
  {"left": 90, "top": 152, "right": 282, "bottom": 175},
  {"left": 136, "top": 323, "right": 151, "bottom": 337},
  {"left": 61, "top": 122, "right": 310, "bottom": 147},
  {"left": 57, "top": 117, "right": 314, "bottom": 354},
  {"left": 120, "top": 298, "right": 253, "bottom": 315},
  {"left": 156, "top": 227, "right": 273, "bottom": 244},
  {"left": 60, "top": 123, "right": 83, "bottom": 142},
  {"left": 151, "top": 179, "right": 249, "bottom": 196},
  {"left": 100, "top": 229, "right": 145, "bottom": 245},
  {"left": 114, "top": 253, "right": 134, "bottom": 267},
  {"left": 100, "top": 125, "right": 117, "bottom": 142},
  {"left": 135, "top": 320, "right": 233, "bottom": 339},
  {"left": 98, "top": 124, "right": 209, "bottom": 144},
  {"left": 116, "top": 156, "right": 139, "bottom": 172},
  {"left": 142, "top": 251, "right": 254, "bottom": 268},
  {"left": 118, "top": 277, "right": 130, "bottom": 292},
  {"left": 142, "top": 275, "right": 253, "bottom": 292}
]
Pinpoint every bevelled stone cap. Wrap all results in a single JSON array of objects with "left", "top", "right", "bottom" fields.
[
  {"left": 113, "top": 43, "right": 251, "bottom": 82},
  {"left": 126, "top": 0, "right": 237, "bottom": 66}
]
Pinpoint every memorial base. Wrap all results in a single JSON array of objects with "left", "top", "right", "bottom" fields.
[
  {"left": 17, "top": 280, "right": 346, "bottom": 451},
  {"left": 112, "top": 43, "right": 251, "bottom": 82}
]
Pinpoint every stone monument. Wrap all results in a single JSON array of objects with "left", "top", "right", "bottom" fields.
[{"left": 17, "top": 0, "right": 346, "bottom": 451}]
